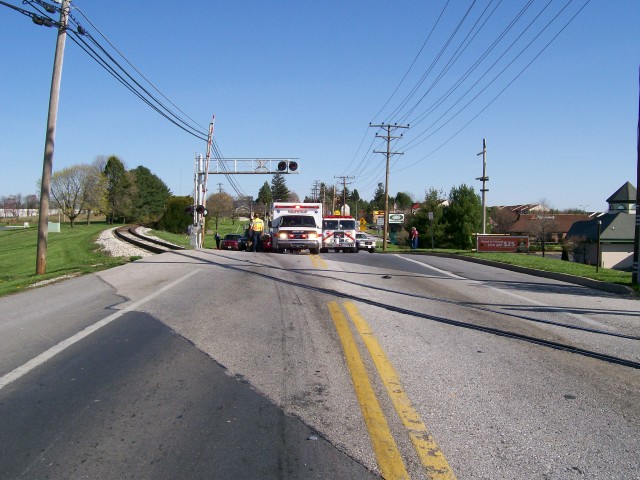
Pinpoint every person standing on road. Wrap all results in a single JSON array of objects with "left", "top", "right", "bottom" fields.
[
  {"left": 215, "top": 232, "right": 221, "bottom": 249},
  {"left": 251, "top": 213, "right": 264, "bottom": 252},
  {"left": 410, "top": 226, "right": 419, "bottom": 250}
]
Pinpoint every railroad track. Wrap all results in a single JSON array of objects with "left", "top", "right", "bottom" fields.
[{"left": 114, "top": 226, "right": 186, "bottom": 255}]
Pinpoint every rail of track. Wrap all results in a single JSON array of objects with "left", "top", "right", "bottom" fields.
[{"left": 114, "top": 226, "right": 185, "bottom": 255}]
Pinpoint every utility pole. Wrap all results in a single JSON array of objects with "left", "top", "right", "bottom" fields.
[
  {"left": 334, "top": 175, "right": 354, "bottom": 215},
  {"left": 476, "top": 139, "right": 488, "bottom": 235},
  {"left": 633, "top": 67, "right": 640, "bottom": 285},
  {"left": 370, "top": 123, "right": 409, "bottom": 251},
  {"left": 36, "top": 0, "right": 70, "bottom": 275},
  {"left": 332, "top": 185, "right": 336, "bottom": 213}
]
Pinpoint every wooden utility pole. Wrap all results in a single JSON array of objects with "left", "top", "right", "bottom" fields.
[
  {"left": 334, "top": 175, "right": 354, "bottom": 215},
  {"left": 36, "top": 0, "right": 70, "bottom": 274},
  {"left": 370, "top": 123, "right": 409, "bottom": 251},
  {"left": 476, "top": 139, "right": 488, "bottom": 234},
  {"left": 633, "top": 67, "right": 640, "bottom": 285}
]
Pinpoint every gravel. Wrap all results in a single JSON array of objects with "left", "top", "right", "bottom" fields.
[{"left": 96, "top": 227, "right": 154, "bottom": 258}]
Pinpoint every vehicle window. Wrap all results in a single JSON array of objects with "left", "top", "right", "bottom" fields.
[
  {"left": 323, "top": 220, "right": 339, "bottom": 230},
  {"left": 339, "top": 220, "right": 356, "bottom": 230}
]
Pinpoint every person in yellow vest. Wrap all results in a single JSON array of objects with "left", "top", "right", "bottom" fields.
[{"left": 251, "top": 213, "right": 264, "bottom": 252}]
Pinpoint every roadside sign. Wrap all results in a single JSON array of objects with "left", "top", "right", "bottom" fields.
[
  {"left": 389, "top": 213, "right": 404, "bottom": 223},
  {"left": 376, "top": 217, "right": 384, "bottom": 226},
  {"left": 476, "top": 235, "right": 529, "bottom": 253}
]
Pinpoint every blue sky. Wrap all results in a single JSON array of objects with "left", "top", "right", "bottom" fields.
[{"left": 1, "top": 0, "right": 638, "bottom": 212}]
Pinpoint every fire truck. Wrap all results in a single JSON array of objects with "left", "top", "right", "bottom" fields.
[
  {"left": 321, "top": 215, "right": 357, "bottom": 253},
  {"left": 270, "top": 202, "right": 323, "bottom": 254}
]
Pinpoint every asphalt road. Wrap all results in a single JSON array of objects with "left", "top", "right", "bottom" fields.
[{"left": 1, "top": 249, "right": 638, "bottom": 479}]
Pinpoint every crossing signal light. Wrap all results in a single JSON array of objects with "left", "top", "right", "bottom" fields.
[
  {"left": 195, "top": 205, "right": 208, "bottom": 215},
  {"left": 185, "top": 205, "right": 194, "bottom": 215},
  {"left": 276, "top": 160, "right": 298, "bottom": 173}
]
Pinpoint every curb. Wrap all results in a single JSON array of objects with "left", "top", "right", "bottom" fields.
[{"left": 409, "top": 251, "right": 635, "bottom": 296}]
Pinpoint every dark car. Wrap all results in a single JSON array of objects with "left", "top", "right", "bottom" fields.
[
  {"left": 355, "top": 232, "right": 376, "bottom": 253},
  {"left": 220, "top": 233, "right": 242, "bottom": 250}
]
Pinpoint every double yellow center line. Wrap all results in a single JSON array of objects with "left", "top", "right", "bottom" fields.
[{"left": 328, "top": 301, "right": 456, "bottom": 480}]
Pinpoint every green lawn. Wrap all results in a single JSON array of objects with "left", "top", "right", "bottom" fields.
[
  {"left": 376, "top": 246, "right": 632, "bottom": 288},
  {"left": 0, "top": 222, "right": 128, "bottom": 297},
  {"left": 1, "top": 219, "right": 635, "bottom": 297}
]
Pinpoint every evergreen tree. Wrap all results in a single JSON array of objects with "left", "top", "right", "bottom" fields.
[
  {"left": 130, "top": 166, "right": 171, "bottom": 223},
  {"left": 257, "top": 181, "right": 272, "bottom": 206},
  {"left": 413, "top": 188, "right": 446, "bottom": 248},
  {"left": 158, "top": 196, "right": 192, "bottom": 234},
  {"left": 103, "top": 156, "right": 132, "bottom": 223},
  {"left": 442, "top": 184, "right": 482, "bottom": 249},
  {"left": 270, "top": 173, "right": 290, "bottom": 201},
  {"left": 371, "top": 182, "right": 385, "bottom": 210},
  {"left": 394, "top": 191, "right": 413, "bottom": 211}
]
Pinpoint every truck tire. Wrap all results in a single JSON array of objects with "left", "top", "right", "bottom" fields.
[{"left": 311, "top": 248, "right": 319, "bottom": 255}]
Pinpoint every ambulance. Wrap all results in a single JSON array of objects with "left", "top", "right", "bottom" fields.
[
  {"left": 270, "top": 202, "right": 323, "bottom": 254},
  {"left": 321, "top": 215, "right": 357, "bottom": 253}
]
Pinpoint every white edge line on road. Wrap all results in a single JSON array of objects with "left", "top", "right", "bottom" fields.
[
  {"left": 0, "top": 269, "right": 201, "bottom": 391},
  {"left": 395, "top": 254, "right": 611, "bottom": 329}
]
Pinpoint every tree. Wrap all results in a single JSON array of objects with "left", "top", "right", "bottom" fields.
[
  {"left": 130, "top": 165, "right": 171, "bottom": 223},
  {"left": 50, "top": 165, "right": 96, "bottom": 227},
  {"left": 103, "top": 156, "right": 132, "bottom": 223},
  {"left": 83, "top": 160, "right": 107, "bottom": 224},
  {"left": 271, "top": 173, "right": 290, "bottom": 202},
  {"left": 442, "top": 184, "right": 482, "bottom": 249},
  {"left": 527, "top": 200, "right": 558, "bottom": 257},
  {"left": 158, "top": 196, "right": 192, "bottom": 234},
  {"left": 206, "top": 191, "right": 234, "bottom": 231},
  {"left": 394, "top": 191, "right": 413, "bottom": 211},
  {"left": 257, "top": 181, "right": 272, "bottom": 207},
  {"left": 413, "top": 188, "right": 446, "bottom": 248},
  {"left": 490, "top": 207, "right": 517, "bottom": 234},
  {"left": 371, "top": 182, "right": 385, "bottom": 210}
]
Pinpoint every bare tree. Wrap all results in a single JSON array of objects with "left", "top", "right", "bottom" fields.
[
  {"left": 490, "top": 207, "right": 517, "bottom": 234},
  {"left": 50, "top": 165, "right": 96, "bottom": 227},
  {"left": 527, "top": 200, "right": 558, "bottom": 257},
  {"left": 206, "top": 192, "right": 234, "bottom": 231}
]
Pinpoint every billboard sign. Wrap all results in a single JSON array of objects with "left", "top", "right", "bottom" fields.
[
  {"left": 388, "top": 213, "right": 404, "bottom": 224},
  {"left": 477, "top": 235, "right": 529, "bottom": 253}
]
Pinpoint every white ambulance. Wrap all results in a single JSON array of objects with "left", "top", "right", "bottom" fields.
[{"left": 270, "top": 202, "right": 323, "bottom": 254}]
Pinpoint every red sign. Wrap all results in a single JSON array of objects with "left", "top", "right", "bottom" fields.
[{"left": 477, "top": 235, "right": 529, "bottom": 253}]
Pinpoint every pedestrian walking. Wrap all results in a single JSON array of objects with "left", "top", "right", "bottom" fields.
[
  {"left": 215, "top": 232, "right": 221, "bottom": 249},
  {"left": 250, "top": 213, "right": 264, "bottom": 252},
  {"left": 410, "top": 226, "right": 419, "bottom": 250}
]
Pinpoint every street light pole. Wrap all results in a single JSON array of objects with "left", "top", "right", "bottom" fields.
[{"left": 36, "top": 0, "right": 70, "bottom": 274}]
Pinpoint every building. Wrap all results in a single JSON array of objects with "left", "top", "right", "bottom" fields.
[
  {"left": 492, "top": 204, "right": 594, "bottom": 242},
  {"left": 566, "top": 182, "right": 636, "bottom": 270}
]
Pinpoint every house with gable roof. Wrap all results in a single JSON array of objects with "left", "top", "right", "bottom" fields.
[{"left": 566, "top": 182, "right": 636, "bottom": 270}]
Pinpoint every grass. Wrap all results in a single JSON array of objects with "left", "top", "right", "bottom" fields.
[
  {"left": 376, "top": 245, "right": 632, "bottom": 288},
  {"left": 1, "top": 217, "right": 635, "bottom": 297},
  {"left": 0, "top": 222, "right": 129, "bottom": 297}
]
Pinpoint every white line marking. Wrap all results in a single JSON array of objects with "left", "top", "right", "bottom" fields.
[
  {"left": 0, "top": 270, "right": 200, "bottom": 391},
  {"left": 396, "top": 255, "right": 611, "bottom": 329}
]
